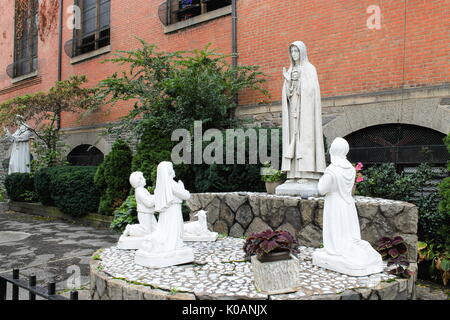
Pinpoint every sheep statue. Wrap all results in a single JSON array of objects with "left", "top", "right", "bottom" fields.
[{"left": 183, "top": 210, "right": 218, "bottom": 242}]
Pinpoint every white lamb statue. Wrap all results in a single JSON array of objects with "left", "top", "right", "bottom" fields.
[{"left": 183, "top": 210, "right": 218, "bottom": 242}]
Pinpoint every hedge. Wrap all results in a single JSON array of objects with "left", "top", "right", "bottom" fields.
[
  {"left": 4, "top": 173, "right": 37, "bottom": 202},
  {"left": 35, "top": 166, "right": 100, "bottom": 216}
]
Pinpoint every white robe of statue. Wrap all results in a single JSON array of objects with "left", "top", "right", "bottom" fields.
[
  {"left": 4, "top": 124, "right": 31, "bottom": 174},
  {"left": 280, "top": 41, "right": 326, "bottom": 180},
  {"left": 127, "top": 172, "right": 157, "bottom": 236},
  {"left": 312, "top": 137, "right": 383, "bottom": 276},
  {"left": 135, "top": 162, "right": 194, "bottom": 268}
]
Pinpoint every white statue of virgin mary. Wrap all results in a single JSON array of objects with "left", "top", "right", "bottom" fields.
[
  {"left": 276, "top": 41, "right": 326, "bottom": 197},
  {"left": 135, "top": 161, "right": 194, "bottom": 268},
  {"left": 312, "top": 137, "right": 384, "bottom": 276},
  {"left": 3, "top": 123, "right": 31, "bottom": 174}
]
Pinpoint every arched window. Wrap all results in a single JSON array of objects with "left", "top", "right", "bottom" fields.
[
  {"left": 344, "top": 124, "right": 448, "bottom": 170},
  {"left": 67, "top": 144, "right": 104, "bottom": 166}
]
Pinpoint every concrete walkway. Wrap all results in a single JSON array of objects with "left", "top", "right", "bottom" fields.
[{"left": 0, "top": 209, "right": 119, "bottom": 300}]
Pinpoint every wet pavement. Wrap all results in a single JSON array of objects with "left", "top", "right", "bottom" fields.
[{"left": 0, "top": 209, "right": 119, "bottom": 300}]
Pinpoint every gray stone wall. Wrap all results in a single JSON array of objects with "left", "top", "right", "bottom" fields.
[
  {"left": 187, "top": 192, "right": 419, "bottom": 262},
  {"left": 237, "top": 85, "right": 450, "bottom": 140},
  {"left": 0, "top": 136, "right": 12, "bottom": 191}
]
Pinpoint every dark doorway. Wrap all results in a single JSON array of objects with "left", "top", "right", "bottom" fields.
[{"left": 67, "top": 144, "right": 104, "bottom": 166}]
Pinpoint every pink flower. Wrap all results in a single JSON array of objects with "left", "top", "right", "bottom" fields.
[
  {"left": 355, "top": 162, "right": 363, "bottom": 171},
  {"left": 356, "top": 176, "right": 364, "bottom": 183}
]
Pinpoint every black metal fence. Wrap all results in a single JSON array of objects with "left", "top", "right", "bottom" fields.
[{"left": 0, "top": 269, "right": 78, "bottom": 300}]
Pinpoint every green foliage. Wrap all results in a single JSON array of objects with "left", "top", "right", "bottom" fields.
[
  {"left": 0, "top": 76, "right": 100, "bottom": 169},
  {"left": 44, "top": 166, "right": 100, "bottom": 216},
  {"left": 438, "top": 133, "right": 450, "bottom": 216},
  {"left": 110, "top": 194, "right": 138, "bottom": 232},
  {"left": 416, "top": 191, "right": 448, "bottom": 246},
  {"left": 97, "top": 40, "right": 269, "bottom": 137},
  {"left": 34, "top": 167, "right": 57, "bottom": 205},
  {"left": 418, "top": 241, "right": 450, "bottom": 285},
  {"left": 192, "top": 128, "right": 281, "bottom": 193},
  {"left": 94, "top": 139, "right": 133, "bottom": 216},
  {"left": 356, "top": 162, "right": 434, "bottom": 202},
  {"left": 4, "top": 173, "right": 38, "bottom": 202},
  {"left": 261, "top": 161, "right": 286, "bottom": 183},
  {"left": 131, "top": 120, "right": 173, "bottom": 187}
]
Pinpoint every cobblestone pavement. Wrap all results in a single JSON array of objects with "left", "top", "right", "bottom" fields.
[
  {"left": 99, "top": 238, "right": 398, "bottom": 299},
  {"left": 0, "top": 209, "right": 119, "bottom": 300}
]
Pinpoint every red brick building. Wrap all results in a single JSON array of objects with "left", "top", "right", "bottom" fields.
[{"left": 0, "top": 0, "right": 449, "bottom": 177}]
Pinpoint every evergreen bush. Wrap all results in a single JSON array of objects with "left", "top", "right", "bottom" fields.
[
  {"left": 48, "top": 166, "right": 100, "bottom": 216},
  {"left": 34, "top": 167, "right": 56, "bottom": 205},
  {"left": 4, "top": 173, "right": 38, "bottom": 202},
  {"left": 438, "top": 134, "right": 450, "bottom": 218},
  {"left": 94, "top": 139, "right": 133, "bottom": 216}
]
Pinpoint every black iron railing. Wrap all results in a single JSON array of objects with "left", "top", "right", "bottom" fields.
[{"left": 0, "top": 269, "right": 78, "bottom": 300}]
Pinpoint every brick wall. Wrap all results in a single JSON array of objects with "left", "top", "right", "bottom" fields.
[{"left": 0, "top": 0, "right": 448, "bottom": 129}]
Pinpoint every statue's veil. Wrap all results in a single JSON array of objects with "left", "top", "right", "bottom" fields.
[{"left": 154, "top": 161, "right": 175, "bottom": 212}]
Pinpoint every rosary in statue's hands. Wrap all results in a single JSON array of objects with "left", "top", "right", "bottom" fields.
[{"left": 282, "top": 67, "right": 290, "bottom": 82}]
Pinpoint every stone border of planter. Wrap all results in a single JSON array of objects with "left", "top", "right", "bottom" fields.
[
  {"left": 187, "top": 193, "right": 419, "bottom": 262},
  {"left": 4, "top": 201, "right": 113, "bottom": 229},
  {"left": 89, "top": 250, "right": 417, "bottom": 300}
]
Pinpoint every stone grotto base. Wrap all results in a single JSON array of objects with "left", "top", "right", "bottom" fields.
[{"left": 90, "top": 237, "right": 417, "bottom": 300}]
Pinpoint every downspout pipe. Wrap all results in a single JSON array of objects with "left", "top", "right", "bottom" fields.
[
  {"left": 231, "top": 0, "right": 238, "bottom": 68},
  {"left": 231, "top": 0, "right": 238, "bottom": 119},
  {"left": 57, "top": 0, "right": 63, "bottom": 129}
]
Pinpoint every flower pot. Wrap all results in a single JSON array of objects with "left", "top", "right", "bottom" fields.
[
  {"left": 257, "top": 249, "right": 291, "bottom": 263},
  {"left": 265, "top": 181, "right": 282, "bottom": 194}
]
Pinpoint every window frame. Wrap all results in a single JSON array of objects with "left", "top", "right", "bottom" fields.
[
  {"left": 12, "top": 0, "right": 39, "bottom": 79},
  {"left": 72, "top": 0, "right": 111, "bottom": 57},
  {"left": 165, "top": 0, "right": 231, "bottom": 26}
]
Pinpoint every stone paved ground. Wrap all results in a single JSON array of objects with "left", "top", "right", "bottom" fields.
[
  {"left": 415, "top": 280, "right": 449, "bottom": 300},
  {"left": 0, "top": 209, "right": 119, "bottom": 300}
]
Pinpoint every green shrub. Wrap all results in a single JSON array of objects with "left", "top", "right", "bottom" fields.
[
  {"left": 356, "top": 162, "right": 434, "bottom": 202},
  {"left": 110, "top": 194, "right": 138, "bottom": 232},
  {"left": 192, "top": 128, "right": 281, "bottom": 193},
  {"left": 34, "top": 167, "right": 56, "bottom": 206},
  {"left": 4, "top": 173, "right": 38, "bottom": 202},
  {"left": 438, "top": 133, "right": 450, "bottom": 217},
  {"left": 131, "top": 120, "right": 173, "bottom": 187},
  {"left": 94, "top": 139, "right": 133, "bottom": 216},
  {"left": 48, "top": 166, "right": 100, "bottom": 216}
]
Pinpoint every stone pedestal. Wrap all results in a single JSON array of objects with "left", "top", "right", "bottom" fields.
[
  {"left": 312, "top": 248, "right": 384, "bottom": 277},
  {"left": 251, "top": 255, "right": 301, "bottom": 295},
  {"left": 275, "top": 178, "right": 320, "bottom": 198},
  {"left": 117, "top": 235, "right": 144, "bottom": 250},
  {"left": 135, "top": 246, "right": 194, "bottom": 269}
]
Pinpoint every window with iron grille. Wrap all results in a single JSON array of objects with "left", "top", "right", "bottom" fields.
[
  {"left": 158, "top": 0, "right": 231, "bottom": 26},
  {"left": 345, "top": 123, "right": 448, "bottom": 171},
  {"left": 72, "top": 0, "right": 110, "bottom": 57},
  {"left": 12, "top": 0, "right": 39, "bottom": 78}
]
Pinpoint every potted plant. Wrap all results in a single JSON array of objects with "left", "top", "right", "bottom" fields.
[
  {"left": 243, "top": 229, "right": 299, "bottom": 263},
  {"left": 261, "top": 162, "right": 286, "bottom": 194},
  {"left": 376, "top": 236, "right": 413, "bottom": 278}
]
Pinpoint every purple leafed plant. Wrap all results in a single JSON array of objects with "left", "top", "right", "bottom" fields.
[
  {"left": 243, "top": 229, "right": 299, "bottom": 259},
  {"left": 376, "top": 236, "right": 409, "bottom": 266}
]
